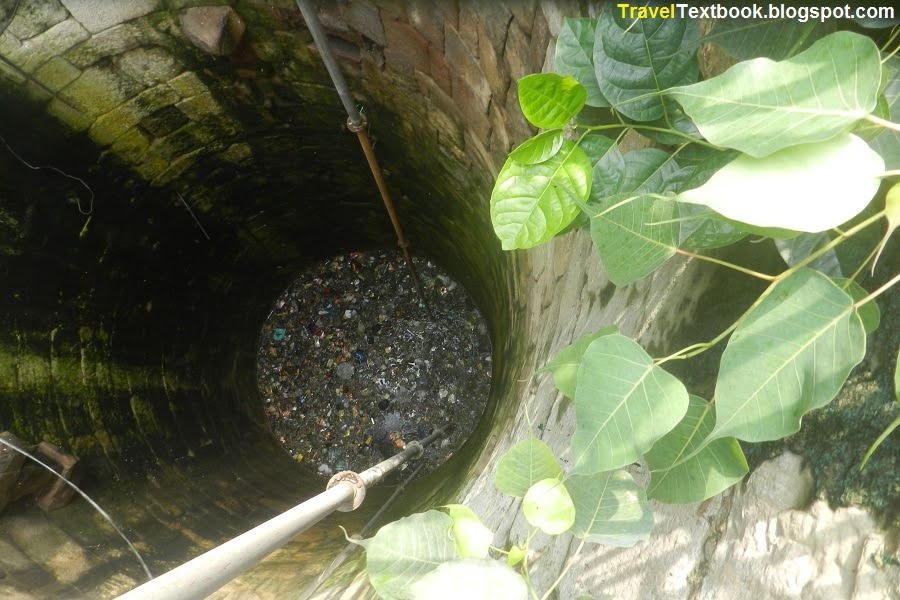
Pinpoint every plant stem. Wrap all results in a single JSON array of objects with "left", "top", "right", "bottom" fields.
[
  {"left": 675, "top": 248, "right": 777, "bottom": 281},
  {"left": 880, "top": 169, "right": 900, "bottom": 178},
  {"left": 539, "top": 539, "right": 586, "bottom": 600},
  {"left": 865, "top": 113, "right": 900, "bottom": 133},
  {"left": 854, "top": 271, "right": 900, "bottom": 307},
  {"left": 787, "top": 211, "right": 886, "bottom": 275},
  {"left": 859, "top": 414, "right": 900, "bottom": 471}
]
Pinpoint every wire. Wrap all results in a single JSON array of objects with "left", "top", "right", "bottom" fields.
[{"left": 0, "top": 436, "right": 153, "bottom": 580}]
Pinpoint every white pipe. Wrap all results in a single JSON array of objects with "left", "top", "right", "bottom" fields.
[
  {"left": 116, "top": 425, "right": 450, "bottom": 600},
  {"left": 115, "top": 483, "right": 354, "bottom": 600}
]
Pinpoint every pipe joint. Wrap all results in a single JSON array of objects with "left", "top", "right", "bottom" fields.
[
  {"left": 405, "top": 441, "right": 424, "bottom": 460},
  {"left": 326, "top": 471, "right": 366, "bottom": 511},
  {"left": 347, "top": 114, "right": 367, "bottom": 133}
]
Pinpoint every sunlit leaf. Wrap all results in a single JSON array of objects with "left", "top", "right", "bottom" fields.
[
  {"left": 354, "top": 511, "right": 457, "bottom": 600},
  {"left": 443, "top": 505, "right": 493, "bottom": 559},
  {"left": 677, "top": 134, "right": 884, "bottom": 233},
  {"left": 704, "top": 18, "right": 837, "bottom": 60},
  {"left": 567, "top": 470, "right": 653, "bottom": 547},
  {"left": 775, "top": 233, "right": 842, "bottom": 278},
  {"left": 509, "top": 130, "right": 565, "bottom": 164},
  {"left": 571, "top": 334, "right": 689, "bottom": 474},
  {"left": 712, "top": 269, "right": 866, "bottom": 442},
  {"left": 594, "top": 3, "right": 700, "bottom": 121},
  {"left": 556, "top": 18, "right": 608, "bottom": 107},
  {"left": 518, "top": 73, "right": 587, "bottom": 129},
  {"left": 541, "top": 326, "right": 619, "bottom": 399},
  {"left": 832, "top": 278, "right": 880, "bottom": 336},
  {"left": 494, "top": 437, "right": 563, "bottom": 498},
  {"left": 507, "top": 545, "right": 525, "bottom": 567},
  {"left": 645, "top": 395, "right": 748, "bottom": 504},
  {"left": 669, "top": 32, "right": 881, "bottom": 157},
  {"left": 410, "top": 559, "right": 529, "bottom": 600},
  {"left": 523, "top": 478, "right": 575, "bottom": 535},
  {"left": 491, "top": 140, "right": 591, "bottom": 250},
  {"left": 872, "top": 182, "right": 900, "bottom": 272}
]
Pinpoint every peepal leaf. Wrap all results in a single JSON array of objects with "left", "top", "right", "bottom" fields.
[
  {"left": 645, "top": 395, "right": 748, "bottom": 504},
  {"left": 776, "top": 233, "right": 843, "bottom": 278},
  {"left": 410, "top": 559, "right": 528, "bottom": 600},
  {"left": 677, "top": 134, "right": 884, "bottom": 233},
  {"left": 869, "top": 56, "right": 900, "bottom": 170},
  {"left": 509, "top": 130, "right": 565, "bottom": 164},
  {"left": 556, "top": 18, "right": 608, "bottom": 107},
  {"left": 518, "top": 73, "right": 587, "bottom": 129},
  {"left": 567, "top": 470, "right": 653, "bottom": 547},
  {"left": 704, "top": 18, "right": 836, "bottom": 60},
  {"left": 594, "top": 3, "right": 700, "bottom": 121},
  {"left": 523, "top": 478, "right": 575, "bottom": 535},
  {"left": 832, "top": 278, "right": 880, "bottom": 336},
  {"left": 443, "top": 505, "right": 493, "bottom": 559},
  {"left": 494, "top": 437, "right": 563, "bottom": 498},
  {"left": 542, "top": 325, "right": 619, "bottom": 398},
  {"left": 590, "top": 149, "right": 682, "bottom": 285},
  {"left": 571, "top": 334, "right": 689, "bottom": 474},
  {"left": 668, "top": 32, "right": 881, "bottom": 157},
  {"left": 355, "top": 511, "right": 457, "bottom": 600},
  {"left": 491, "top": 140, "right": 591, "bottom": 250},
  {"left": 712, "top": 269, "right": 866, "bottom": 442}
]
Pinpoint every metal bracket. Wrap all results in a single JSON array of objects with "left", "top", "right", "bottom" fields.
[{"left": 326, "top": 470, "right": 366, "bottom": 511}]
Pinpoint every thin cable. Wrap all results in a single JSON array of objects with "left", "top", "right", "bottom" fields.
[
  {"left": 0, "top": 134, "right": 94, "bottom": 215},
  {"left": 0, "top": 437, "right": 153, "bottom": 580}
]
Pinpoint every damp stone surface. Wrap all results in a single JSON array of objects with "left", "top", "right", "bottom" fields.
[{"left": 256, "top": 251, "right": 492, "bottom": 480}]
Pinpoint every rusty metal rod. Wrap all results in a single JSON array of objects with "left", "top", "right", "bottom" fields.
[{"left": 296, "top": 0, "right": 432, "bottom": 316}]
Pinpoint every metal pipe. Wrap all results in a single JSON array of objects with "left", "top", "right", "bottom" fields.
[
  {"left": 115, "top": 424, "right": 452, "bottom": 600},
  {"left": 295, "top": 0, "right": 361, "bottom": 127},
  {"left": 296, "top": 0, "right": 432, "bottom": 317}
]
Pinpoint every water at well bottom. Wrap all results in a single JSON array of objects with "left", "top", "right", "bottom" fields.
[{"left": 256, "top": 251, "right": 492, "bottom": 480}]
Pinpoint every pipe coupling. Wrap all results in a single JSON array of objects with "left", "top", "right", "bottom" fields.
[
  {"left": 327, "top": 471, "right": 366, "bottom": 511},
  {"left": 405, "top": 441, "right": 424, "bottom": 460},
  {"left": 347, "top": 114, "right": 368, "bottom": 132}
]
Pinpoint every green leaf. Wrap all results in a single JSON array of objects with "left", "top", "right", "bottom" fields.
[
  {"left": 872, "top": 182, "right": 900, "bottom": 272},
  {"left": 556, "top": 18, "right": 608, "bottom": 107},
  {"left": 567, "top": 470, "right": 653, "bottom": 547},
  {"left": 409, "top": 559, "right": 529, "bottom": 600},
  {"left": 645, "top": 395, "right": 748, "bottom": 504},
  {"left": 677, "top": 134, "right": 884, "bottom": 233},
  {"left": 629, "top": 110, "right": 702, "bottom": 146},
  {"left": 571, "top": 334, "right": 689, "bottom": 474},
  {"left": 443, "top": 505, "right": 493, "bottom": 559},
  {"left": 494, "top": 437, "right": 563, "bottom": 498},
  {"left": 507, "top": 545, "right": 525, "bottom": 567},
  {"left": 541, "top": 326, "right": 619, "bottom": 399},
  {"left": 712, "top": 269, "right": 867, "bottom": 442},
  {"left": 509, "top": 130, "right": 565, "bottom": 164},
  {"left": 491, "top": 140, "right": 592, "bottom": 250},
  {"left": 522, "top": 478, "right": 576, "bottom": 535},
  {"left": 359, "top": 511, "right": 458, "bottom": 600},
  {"left": 518, "top": 73, "right": 587, "bottom": 129},
  {"left": 869, "top": 56, "right": 900, "bottom": 169},
  {"left": 668, "top": 31, "right": 882, "bottom": 157},
  {"left": 580, "top": 135, "right": 618, "bottom": 169},
  {"left": 589, "top": 141, "right": 626, "bottom": 200},
  {"left": 591, "top": 193, "right": 679, "bottom": 285},
  {"left": 594, "top": 3, "right": 700, "bottom": 121},
  {"left": 832, "top": 278, "right": 880, "bottom": 336},
  {"left": 590, "top": 149, "right": 682, "bottom": 285},
  {"left": 704, "top": 18, "right": 837, "bottom": 60},
  {"left": 674, "top": 151, "right": 746, "bottom": 249},
  {"left": 775, "top": 233, "right": 843, "bottom": 278}
]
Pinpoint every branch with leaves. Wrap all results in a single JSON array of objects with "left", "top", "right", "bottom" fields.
[{"left": 339, "top": 9, "right": 899, "bottom": 600}]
